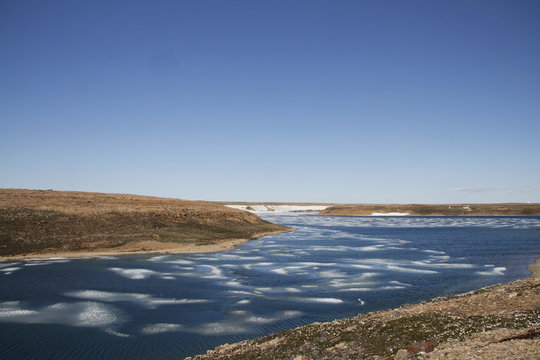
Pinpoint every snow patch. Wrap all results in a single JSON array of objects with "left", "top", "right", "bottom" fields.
[
  {"left": 226, "top": 204, "right": 328, "bottom": 213},
  {"left": 371, "top": 212, "right": 410, "bottom": 216}
]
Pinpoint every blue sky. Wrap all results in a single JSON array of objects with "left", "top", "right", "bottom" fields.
[{"left": 1, "top": 0, "right": 539, "bottom": 203}]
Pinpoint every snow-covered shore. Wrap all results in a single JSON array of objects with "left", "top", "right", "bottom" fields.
[{"left": 225, "top": 205, "right": 329, "bottom": 214}]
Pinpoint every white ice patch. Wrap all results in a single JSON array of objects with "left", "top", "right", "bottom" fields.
[
  {"left": 371, "top": 212, "right": 410, "bottom": 216},
  {"left": 140, "top": 323, "right": 183, "bottom": 335},
  {"left": 318, "top": 269, "right": 348, "bottom": 278},
  {"left": 185, "top": 310, "right": 302, "bottom": 335},
  {"left": 386, "top": 265, "right": 438, "bottom": 274},
  {"left": 476, "top": 267, "right": 506, "bottom": 276},
  {"left": 166, "top": 259, "right": 194, "bottom": 265},
  {"left": 410, "top": 261, "right": 474, "bottom": 269},
  {"left": 187, "top": 322, "right": 248, "bottom": 335},
  {"left": 229, "top": 290, "right": 259, "bottom": 296},
  {"left": 0, "top": 301, "right": 121, "bottom": 328},
  {"left": 105, "top": 328, "right": 130, "bottom": 337},
  {"left": 287, "top": 297, "right": 344, "bottom": 304},
  {"left": 349, "top": 264, "right": 375, "bottom": 269},
  {"left": 225, "top": 280, "right": 243, "bottom": 286},
  {"left": 284, "top": 287, "right": 302, "bottom": 293},
  {"left": 226, "top": 205, "right": 328, "bottom": 213},
  {"left": 423, "top": 250, "right": 446, "bottom": 255},
  {"left": 0, "top": 267, "right": 21, "bottom": 274},
  {"left": 298, "top": 262, "right": 337, "bottom": 267},
  {"left": 199, "top": 265, "right": 226, "bottom": 279},
  {"left": 108, "top": 267, "right": 160, "bottom": 280},
  {"left": 65, "top": 290, "right": 209, "bottom": 309},
  {"left": 0, "top": 262, "right": 20, "bottom": 269},
  {"left": 147, "top": 255, "right": 171, "bottom": 262},
  {"left": 270, "top": 266, "right": 306, "bottom": 275}
]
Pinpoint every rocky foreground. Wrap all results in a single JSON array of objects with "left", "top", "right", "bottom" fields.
[
  {"left": 187, "top": 262, "right": 540, "bottom": 360},
  {"left": 0, "top": 189, "right": 289, "bottom": 258}
]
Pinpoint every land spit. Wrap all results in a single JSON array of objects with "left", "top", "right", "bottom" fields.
[
  {"left": 186, "top": 259, "right": 540, "bottom": 360},
  {"left": 0, "top": 189, "right": 290, "bottom": 259},
  {"left": 321, "top": 203, "right": 540, "bottom": 216}
]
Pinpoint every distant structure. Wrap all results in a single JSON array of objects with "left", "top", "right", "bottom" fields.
[{"left": 463, "top": 205, "right": 471, "bottom": 210}]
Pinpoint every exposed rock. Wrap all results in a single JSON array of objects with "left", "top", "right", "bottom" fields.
[{"left": 394, "top": 349, "right": 409, "bottom": 360}]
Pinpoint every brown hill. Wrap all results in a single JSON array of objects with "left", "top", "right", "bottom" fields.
[
  {"left": 321, "top": 203, "right": 540, "bottom": 216},
  {"left": 0, "top": 189, "right": 289, "bottom": 258}
]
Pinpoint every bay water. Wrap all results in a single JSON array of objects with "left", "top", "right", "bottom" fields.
[{"left": 1, "top": 215, "right": 539, "bottom": 359}]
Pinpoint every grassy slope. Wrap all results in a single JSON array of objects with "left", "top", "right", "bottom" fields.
[
  {"left": 321, "top": 203, "right": 540, "bottom": 216},
  {"left": 0, "top": 189, "right": 288, "bottom": 257}
]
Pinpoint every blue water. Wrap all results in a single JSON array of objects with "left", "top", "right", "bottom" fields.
[{"left": 1, "top": 215, "right": 539, "bottom": 359}]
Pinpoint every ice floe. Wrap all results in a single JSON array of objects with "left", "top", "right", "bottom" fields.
[
  {"left": 0, "top": 266, "right": 21, "bottom": 275},
  {"left": 140, "top": 323, "right": 183, "bottom": 335},
  {"left": 108, "top": 267, "right": 161, "bottom": 280},
  {"left": 185, "top": 310, "right": 302, "bottom": 335},
  {"left": 286, "top": 297, "right": 344, "bottom": 304},
  {"left": 0, "top": 301, "right": 122, "bottom": 328},
  {"left": 476, "top": 267, "right": 507, "bottom": 276},
  {"left": 65, "top": 290, "right": 209, "bottom": 309}
]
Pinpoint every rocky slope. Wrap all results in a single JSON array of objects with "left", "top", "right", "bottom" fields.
[
  {"left": 186, "top": 261, "right": 540, "bottom": 360},
  {"left": 321, "top": 203, "right": 540, "bottom": 216},
  {"left": 0, "top": 189, "right": 289, "bottom": 258}
]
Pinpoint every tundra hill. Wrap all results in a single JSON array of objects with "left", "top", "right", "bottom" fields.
[
  {"left": 0, "top": 189, "right": 288, "bottom": 258},
  {"left": 321, "top": 203, "right": 540, "bottom": 216}
]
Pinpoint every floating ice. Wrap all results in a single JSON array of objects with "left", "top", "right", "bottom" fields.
[
  {"left": 105, "top": 328, "right": 130, "bottom": 337},
  {"left": 108, "top": 267, "right": 161, "bottom": 280},
  {"left": 423, "top": 250, "right": 446, "bottom": 254},
  {"left": 0, "top": 301, "right": 121, "bottom": 328},
  {"left": 166, "top": 259, "right": 194, "bottom": 265},
  {"left": 349, "top": 264, "right": 375, "bottom": 269},
  {"left": 318, "top": 269, "right": 348, "bottom": 278},
  {"left": 0, "top": 266, "right": 21, "bottom": 274},
  {"left": 287, "top": 297, "right": 344, "bottom": 304},
  {"left": 386, "top": 265, "right": 438, "bottom": 274},
  {"left": 0, "top": 262, "right": 19, "bottom": 269},
  {"left": 141, "top": 323, "right": 183, "bottom": 335},
  {"left": 185, "top": 310, "right": 302, "bottom": 335},
  {"left": 200, "top": 265, "right": 226, "bottom": 279},
  {"left": 65, "top": 290, "right": 209, "bottom": 309},
  {"left": 476, "top": 267, "right": 506, "bottom": 276}
]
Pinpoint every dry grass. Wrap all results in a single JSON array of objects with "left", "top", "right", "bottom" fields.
[{"left": 0, "top": 189, "right": 289, "bottom": 257}]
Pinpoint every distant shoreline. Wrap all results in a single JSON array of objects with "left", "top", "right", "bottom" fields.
[{"left": 320, "top": 203, "right": 540, "bottom": 216}]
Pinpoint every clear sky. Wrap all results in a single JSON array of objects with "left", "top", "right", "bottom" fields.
[{"left": 1, "top": 0, "right": 539, "bottom": 203}]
